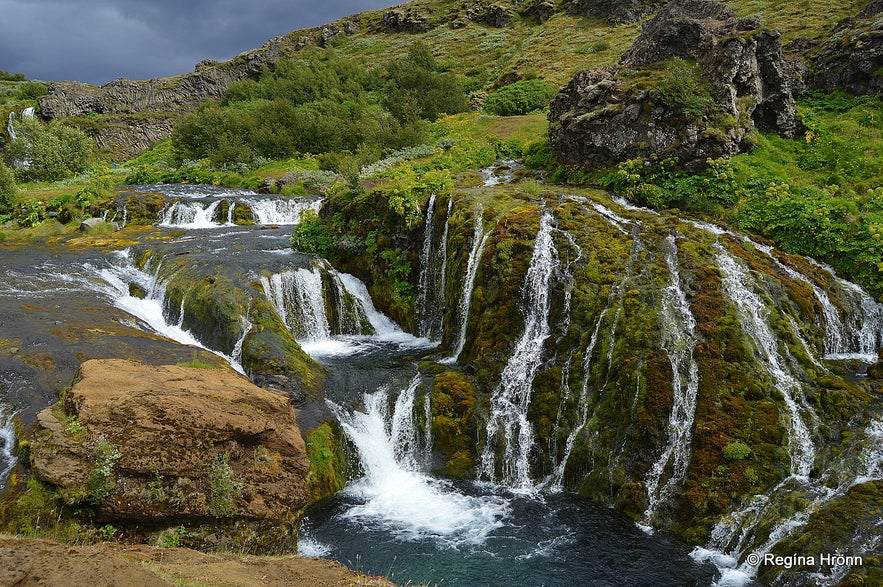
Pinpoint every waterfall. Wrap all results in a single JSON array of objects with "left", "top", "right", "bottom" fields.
[
  {"left": 241, "top": 197, "right": 322, "bottom": 225},
  {"left": 260, "top": 267, "right": 334, "bottom": 341},
  {"left": 415, "top": 194, "right": 440, "bottom": 340},
  {"left": 7, "top": 106, "right": 35, "bottom": 168},
  {"left": 815, "top": 263, "right": 883, "bottom": 361},
  {"left": 642, "top": 234, "right": 700, "bottom": 523},
  {"left": 443, "top": 205, "right": 491, "bottom": 363},
  {"left": 0, "top": 404, "right": 17, "bottom": 488},
  {"left": 715, "top": 246, "right": 816, "bottom": 478},
  {"left": 480, "top": 212, "right": 558, "bottom": 490},
  {"left": 86, "top": 251, "right": 248, "bottom": 374},
  {"left": 261, "top": 262, "right": 423, "bottom": 356},
  {"left": 160, "top": 200, "right": 225, "bottom": 228},
  {"left": 328, "top": 381, "right": 509, "bottom": 546}
]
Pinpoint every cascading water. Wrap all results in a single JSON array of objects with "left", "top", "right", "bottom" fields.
[
  {"left": 715, "top": 245, "right": 817, "bottom": 478},
  {"left": 0, "top": 404, "right": 17, "bottom": 489},
  {"left": 480, "top": 212, "right": 558, "bottom": 490},
  {"left": 160, "top": 200, "right": 226, "bottom": 228},
  {"left": 443, "top": 205, "right": 491, "bottom": 363},
  {"left": 241, "top": 197, "right": 323, "bottom": 225},
  {"left": 88, "top": 250, "right": 248, "bottom": 374},
  {"left": 327, "top": 380, "right": 510, "bottom": 545},
  {"left": 642, "top": 234, "right": 700, "bottom": 524},
  {"left": 415, "top": 194, "right": 449, "bottom": 342}
]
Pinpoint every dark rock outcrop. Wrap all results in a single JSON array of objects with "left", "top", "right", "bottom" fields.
[
  {"left": 465, "top": 1, "right": 515, "bottom": 27},
  {"left": 564, "top": 0, "right": 667, "bottom": 25},
  {"left": 807, "top": 2, "right": 883, "bottom": 96},
  {"left": 549, "top": 0, "right": 803, "bottom": 171},
  {"left": 520, "top": 0, "right": 556, "bottom": 23},
  {"left": 29, "top": 359, "right": 312, "bottom": 553},
  {"left": 382, "top": 8, "right": 430, "bottom": 32}
]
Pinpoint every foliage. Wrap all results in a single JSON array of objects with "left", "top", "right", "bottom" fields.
[
  {"left": 171, "top": 47, "right": 464, "bottom": 170},
  {"left": 7, "top": 117, "right": 93, "bottom": 182},
  {"left": 722, "top": 442, "right": 752, "bottom": 461},
  {"left": 653, "top": 58, "right": 715, "bottom": 118},
  {"left": 291, "top": 209, "right": 334, "bottom": 255},
  {"left": 382, "top": 43, "right": 468, "bottom": 123},
  {"left": 0, "top": 161, "right": 16, "bottom": 214},
  {"left": 13, "top": 82, "right": 48, "bottom": 101},
  {"left": 0, "top": 70, "right": 26, "bottom": 81},
  {"left": 86, "top": 439, "right": 120, "bottom": 504},
  {"left": 207, "top": 451, "right": 240, "bottom": 517},
  {"left": 484, "top": 79, "right": 558, "bottom": 116}
]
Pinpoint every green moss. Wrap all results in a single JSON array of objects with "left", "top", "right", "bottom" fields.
[{"left": 305, "top": 422, "right": 347, "bottom": 502}]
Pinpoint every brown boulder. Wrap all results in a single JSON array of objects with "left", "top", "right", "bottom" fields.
[{"left": 30, "top": 359, "right": 310, "bottom": 553}]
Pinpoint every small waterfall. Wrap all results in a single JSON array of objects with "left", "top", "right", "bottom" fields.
[
  {"left": 642, "top": 235, "right": 700, "bottom": 523},
  {"left": 260, "top": 267, "right": 334, "bottom": 341},
  {"left": 261, "top": 262, "right": 422, "bottom": 356},
  {"left": 480, "top": 212, "right": 558, "bottom": 490},
  {"left": 89, "top": 251, "right": 247, "bottom": 374},
  {"left": 328, "top": 381, "right": 509, "bottom": 545},
  {"left": 443, "top": 205, "right": 491, "bottom": 363},
  {"left": 7, "top": 106, "right": 35, "bottom": 167},
  {"left": 415, "top": 194, "right": 441, "bottom": 340},
  {"left": 0, "top": 404, "right": 17, "bottom": 488},
  {"left": 160, "top": 200, "right": 225, "bottom": 228},
  {"left": 716, "top": 245, "right": 816, "bottom": 478},
  {"left": 815, "top": 263, "right": 883, "bottom": 361},
  {"left": 241, "top": 197, "right": 322, "bottom": 225}
]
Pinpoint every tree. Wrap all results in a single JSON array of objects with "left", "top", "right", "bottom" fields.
[
  {"left": 0, "top": 161, "right": 17, "bottom": 214},
  {"left": 383, "top": 43, "right": 468, "bottom": 123},
  {"left": 7, "top": 117, "right": 93, "bottom": 182}
]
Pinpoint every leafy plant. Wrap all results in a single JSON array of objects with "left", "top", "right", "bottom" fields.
[
  {"left": 207, "top": 451, "right": 240, "bottom": 517},
  {"left": 484, "top": 79, "right": 558, "bottom": 116},
  {"left": 722, "top": 442, "right": 752, "bottom": 461}
]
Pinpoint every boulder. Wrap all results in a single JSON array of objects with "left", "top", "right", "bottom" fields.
[
  {"left": 381, "top": 8, "right": 430, "bottom": 33},
  {"left": 29, "top": 359, "right": 311, "bottom": 553},
  {"left": 79, "top": 217, "right": 112, "bottom": 232},
  {"left": 549, "top": 0, "right": 803, "bottom": 171}
]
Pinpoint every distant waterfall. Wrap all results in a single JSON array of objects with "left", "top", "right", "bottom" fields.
[
  {"left": 328, "top": 380, "right": 509, "bottom": 546},
  {"left": 443, "top": 205, "right": 491, "bottom": 363},
  {"left": 480, "top": 212, "right": 558, "bottom": 490},
  {"left": 159, "top": 195, "right": 322, "bottom": 228},
  {"left": 6, "top": 106, "right": 34, "bottom": 142},
  {"left": 642, "top": 235, "right": 700, "bottom": 523}
]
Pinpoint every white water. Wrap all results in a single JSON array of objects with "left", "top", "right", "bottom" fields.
[
  {"left": 0, "top": 404, "right": 17, "bottom": 487},
  {"left": 480, "top": 213, "right": 558, "bottom": 490},
  {"left": 416, "top": 194, "right": 439, "bottom": 340},
  {"left": 329, "top": 383, "right": 510, "bottom": 546},
  {"left": 716, "top": 246, "right": 816, "bottom": 477},
  {"left": 159, "top": 200, "right": 226, "bottom": 228},
  {"left": 261, "top": 263, "right": 428, "bottom": 357},
  {"left": 643, "top": 235, "right": 700, "bottom": 523},
  {"left": 443, "top": 205, "right": 491, "bottom": 363},
  {"left": 241, "top": 197, "right": 322, "bottom": 225},
  {"left": 89, "top": 251, "right": 247, "bottom": 374},
  {"left": 159, "top": 196, "right": 322, "bottom": 228}
]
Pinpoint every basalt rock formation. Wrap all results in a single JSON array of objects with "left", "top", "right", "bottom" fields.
[
  {"left": 29, "top": 359, "right": 311, "bottom": 553},
  {"left": 548, "top": 0, "right": 803, "bottom": 171}
]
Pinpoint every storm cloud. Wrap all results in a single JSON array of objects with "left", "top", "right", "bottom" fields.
[{"left": 0, "top": 0, "right": 395, "bottom": 85}]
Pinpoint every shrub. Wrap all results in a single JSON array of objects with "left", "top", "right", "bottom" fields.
[
  {"left": 484, "top": 79, "right": 558, "bottom": 116},
  {"left": 0, "top": 161, "right": 16, "bottom": 214},
  {"left": 655, "top": 58, "right": 715, "bottom": 118},
  {"left": 291, "top": 209, "right": 334, "bottom": 255},
  {"left": 723, "top": 441, "right": 751, "bottom": 461},
  {"left": 7, "top": 118, "right": 93, "bottom": 182}
]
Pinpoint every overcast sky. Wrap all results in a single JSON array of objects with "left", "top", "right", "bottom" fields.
[{"left": 0, "top": 0, "right": 397, "bottom": 86}]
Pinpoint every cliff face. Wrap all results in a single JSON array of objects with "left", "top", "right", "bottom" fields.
[{"left": 548, "top": 0, "right": 803, "bottom": 171}]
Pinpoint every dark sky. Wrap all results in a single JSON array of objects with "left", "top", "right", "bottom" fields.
[{"left": 0, "top": 0, "right": 397, "bottom": 86}]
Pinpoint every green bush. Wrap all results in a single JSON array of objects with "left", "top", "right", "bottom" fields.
[
  {"left": 654, "top": 58, "right": 715, "bottom": 118},
  {"left": 722, "top": 442, "right": 752, "bottom": 461},
  {"left": 0, "top": 161, "right": 16, "bottom": 214},
  {"left": 291, "top": 209, "right": 334, "bottom": 255},
  {"left": 484, "top": 79, "right": 558, "bottom": 116},
  {"left": 7, "top": 118, "right": 93, "bottom": 182}
]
